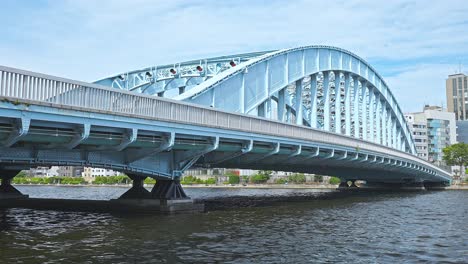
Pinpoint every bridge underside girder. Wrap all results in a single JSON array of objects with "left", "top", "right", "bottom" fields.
[{"left": 0, "top": 147, "right": 445, "bottom": 184}]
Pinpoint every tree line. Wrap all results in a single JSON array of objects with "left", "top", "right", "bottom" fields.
[
  {"left": 443, "top": 142, "right": 468, "bottom": 179},
  {"left": 13, "top": 171, "right": 342, "bottom": 185}
]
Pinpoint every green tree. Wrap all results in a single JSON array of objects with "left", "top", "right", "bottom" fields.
[
  {"left": 13, "top": 176, "right": 88, "bottom": 185},
  {"left": 228, "top": 175, "right": 240, "bottom": 184},
  {"left": 288, "top": 173, "right": 306, "bottom": 184},
  {"left": 250, "top": 171, "right": 271, "bottom": 184},
  {"left": 205, "top": 178, "right": 216, "bottom": 185},
  {"left": 92, "top": 175, "right": 130, "bottom": 185},
  {"left": 240, "top": 176, "right": 249, "bottom": 184},
  {"left": 275, "top": 178, "right": 287, "bottom": 184},
  {"left": 443, "top": 143, "right": 468, "bottom": 177},
  {"left": 180, "top": 175, "right": 205, "bottom": 185},
  {"left": 314, "top": 175, "right": 323, "bottom": 183},
  {"left": 258, "top": 170, "right": 272, "bottom": 177},
  {"left": 144, "top": 178, "right": 156, "bottom": 185},
  {"left": 329, "top": 177, "right": 341, "bottom": 185}
]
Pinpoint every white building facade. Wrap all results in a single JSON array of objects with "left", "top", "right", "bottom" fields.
[
  {"left": 404, "top": 114, "right": 429, "bottom": 160},
  {"left": 28, "top": 166, "right": 60, "bottom": 177},
  {"left": 82, "top": 167, "right": 120, "bottom": 177},
  {"left": 405, "top": 106, "right": 456, "bottom": 171}
]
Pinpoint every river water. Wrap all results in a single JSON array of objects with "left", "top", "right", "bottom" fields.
[{"left": 0, "top": 186, "right": 466, "bottom": 263}]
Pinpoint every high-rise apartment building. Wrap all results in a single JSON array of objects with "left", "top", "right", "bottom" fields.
[{"left": 446, "top": 73, "right": 468, "bottom": 121}]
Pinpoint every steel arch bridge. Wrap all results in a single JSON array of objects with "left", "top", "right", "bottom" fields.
[
  {"left": 0, "top": 46, "right": 452, "bottom": 200},
  {"left": 96, "top": 46, "right": 416, "bottom": 155}
]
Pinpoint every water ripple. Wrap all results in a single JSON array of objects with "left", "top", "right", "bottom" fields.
[{"left": 0, "top": 188, "right": 467, "bottom": 263}]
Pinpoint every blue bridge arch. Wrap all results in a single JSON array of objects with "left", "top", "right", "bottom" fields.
[{"left": 97, "top": 46, "right": 416, "bottom": 155}]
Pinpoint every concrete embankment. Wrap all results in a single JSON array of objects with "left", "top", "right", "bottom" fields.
[{"left": 0, "top": 197, "right": 204, "bottom": 214}]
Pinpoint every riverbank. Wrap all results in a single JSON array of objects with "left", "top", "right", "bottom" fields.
[
  {"left": 12, "top": 183, "right": 340, "bottom": 189},
  {"left": 12, "top": 183, "right": 468, "bottom": 189}
]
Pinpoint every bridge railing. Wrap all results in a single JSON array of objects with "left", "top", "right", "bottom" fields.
[{"left": 0, "top": 65, "right": 450, "bottom": 177}]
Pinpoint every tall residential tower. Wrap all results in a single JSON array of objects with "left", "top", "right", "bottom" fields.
[
  {"left": 446, "top": 73, "right": 468, "bottom": 121},
  {"left": 447, "top": 73, "right": 468, "bottom": 143}
]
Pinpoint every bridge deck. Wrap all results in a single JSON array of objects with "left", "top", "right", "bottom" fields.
[{"left": 0, "top": 65, "right": 452, "bottom": 184}]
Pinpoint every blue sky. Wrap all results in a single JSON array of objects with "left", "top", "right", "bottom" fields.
[{"left": 1, "top": 0, "right": 468, "bottom": 112}]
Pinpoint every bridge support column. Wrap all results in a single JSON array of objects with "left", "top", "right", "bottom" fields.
[
  {"left": 337, "top": 180, "right": 359, "bottom": 191},
  {"left": 151, "top": 179, "right": 189, "bottom": 200},
  {"left": 338, "top": 181, "right": 349, "bottom": 189},
  {"left": 150, "top": 179, "right": 203, "bottom": 213},
  {"left": 0, "top": 170, "right": 28, "bottom": 199},
  {"left": 118, "top": 175, "right": 151, "bottom": 199},
  {"left": 113, "top": 178, "right": 202, "bottom": 213}
]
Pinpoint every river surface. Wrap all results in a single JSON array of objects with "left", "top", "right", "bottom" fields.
[{"left": 0, "top": 186, "right": 467, "bottom": 263}]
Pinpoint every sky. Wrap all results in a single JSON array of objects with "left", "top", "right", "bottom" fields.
[{"left": 1, "top": 0, "right": 468, "bottom": 113}]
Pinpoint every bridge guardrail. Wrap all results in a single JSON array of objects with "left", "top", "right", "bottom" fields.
[{"left": 0, "top": 65, "right": 450, "bottom": 178}]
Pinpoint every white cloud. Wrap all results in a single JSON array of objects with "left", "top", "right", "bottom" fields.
[
  {"left": 1, "top": 0, "right": 467, "bottom": 112},
  {"left": 386, "top": 63, "right": 460, "bottom": 113}
]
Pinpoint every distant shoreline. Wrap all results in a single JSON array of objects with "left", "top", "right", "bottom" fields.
[
  {"left": 446, "top": 185, "right": 468, "bottom": 190},
  {"left": 13, "top": 183, "right": 468, "bottom": 190},
  {"left": 12, "top": 183, "right": 338, "bottom": 189}
]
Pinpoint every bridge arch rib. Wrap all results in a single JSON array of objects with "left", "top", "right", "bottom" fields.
[{"left": 171, "top": 46, "right": 416, "bottom": 155}]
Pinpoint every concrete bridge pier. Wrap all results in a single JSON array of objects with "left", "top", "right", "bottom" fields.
[
  {"left": 118, "top": 175, "right": 151, "bottom": 199},
  {"left": 349, "top": 180, "right": 359, "bottom": 188},
  {"left": 0, "top": 170, "right": 28, "bottom": 199},
  {"left": 338, "top": 181, "right": 349, "bottom": 189},
  {"left": 337, "top": 179, "right": 360, "bottom": 191},
  {"left": 151, "top": 179, "right": 188, "bottom": 200},
  {"left": 115, "top": 177, "right": 202, "bottom": 214}
]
